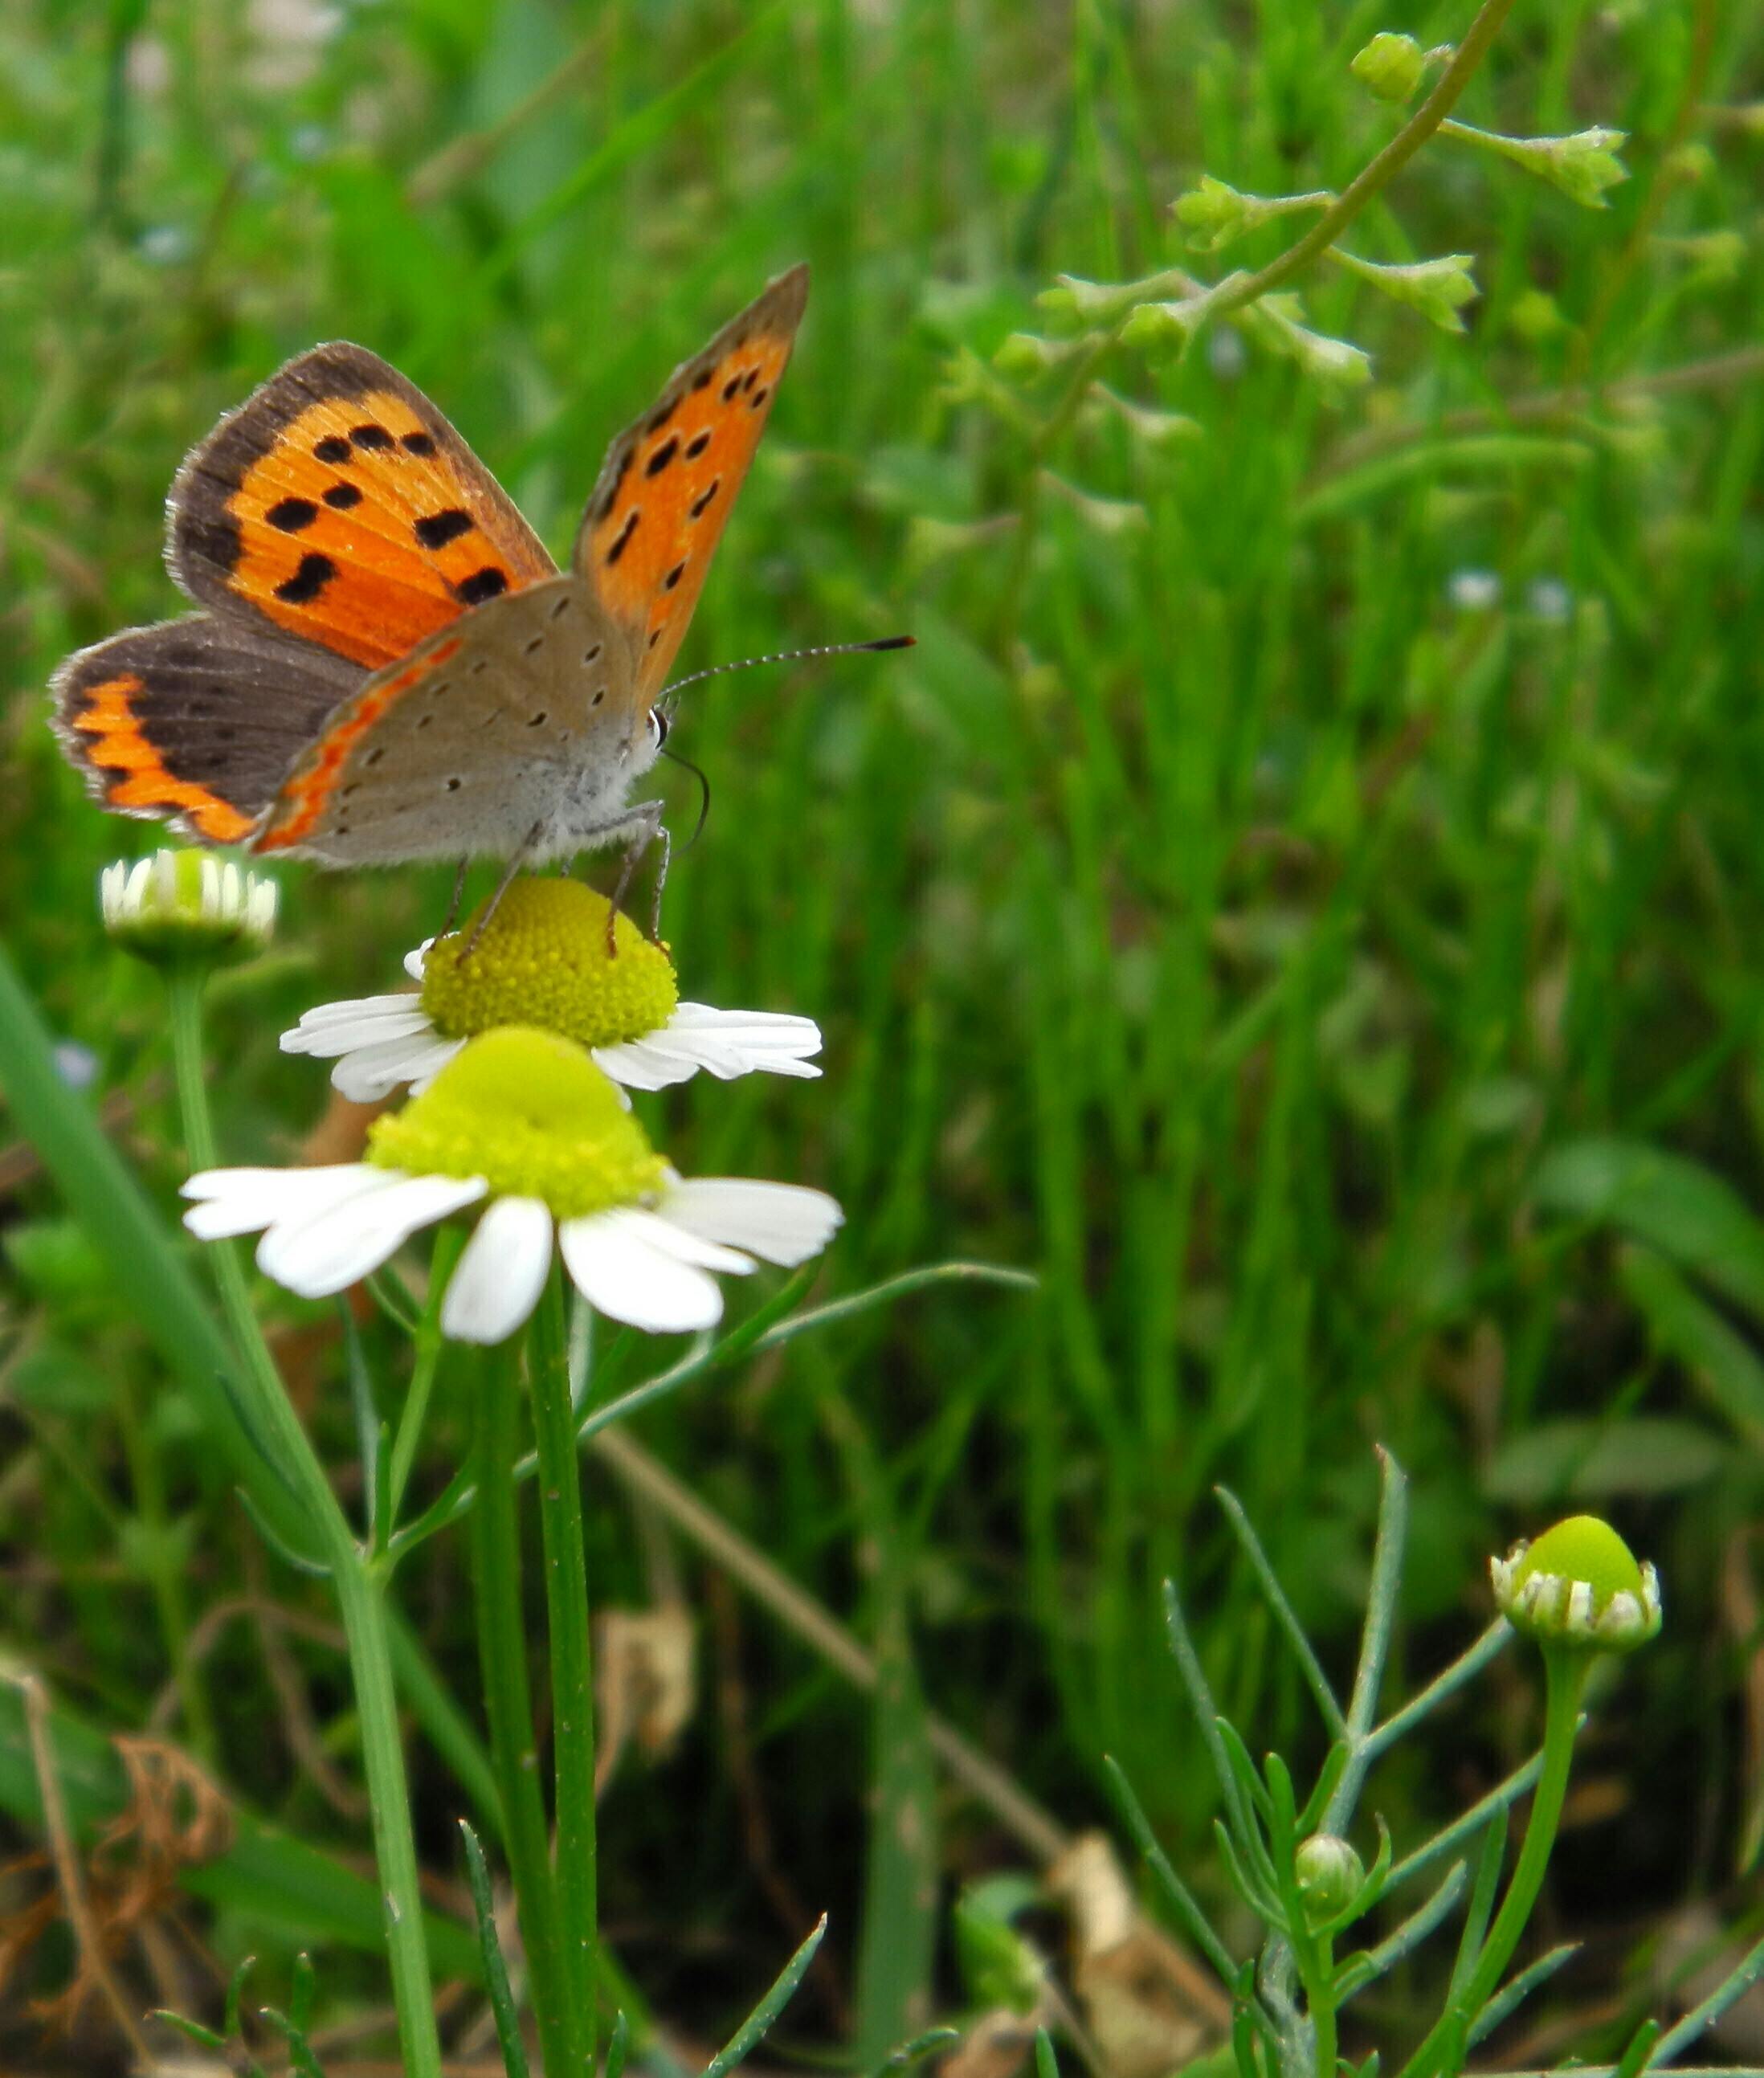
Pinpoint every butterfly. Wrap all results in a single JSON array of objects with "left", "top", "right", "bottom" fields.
[{"left": 52, "top": 265, "right": 811, "bottom": 910}]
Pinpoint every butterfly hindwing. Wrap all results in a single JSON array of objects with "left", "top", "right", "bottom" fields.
[
  {"left": 571, "top": 264, "right": 808, "bottom": 703},
  {"left": 170, "top": 343, "right": 557, "bottom": 672},
  {"left": 52, "top": 616, "right": 363, "bottom": 844}
]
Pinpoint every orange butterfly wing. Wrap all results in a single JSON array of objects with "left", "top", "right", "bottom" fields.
[
  {"left": 170, "top": 343, "right": 556, "bottom": 672},
  {"left": 572, "top": 265, "right": 808, "bottom": 703}
]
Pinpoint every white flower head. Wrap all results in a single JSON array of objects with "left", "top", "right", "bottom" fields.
[
  {"left": 101, "top": 849, "right": 277, "bottom": 968},
  {"left": 186, "top": 1026, "right": 841, "bottom": 1344},
  {"left": 1448, "top": 568, "right": 1502, "bottom": 613},
  {"left": 281, "top": 876, "right": 822, "bottom": 1102},
  {"left": 1489, "top": 1514, "right": 1662, "bottom": 1655}
]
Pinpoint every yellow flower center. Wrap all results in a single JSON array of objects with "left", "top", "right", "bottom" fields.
[
  {"left": 419, "top": 878, "right": 679, "bottom": 1051},
  {"left": 368, "top": 1027, "right": 668, "bottom": 1220}
]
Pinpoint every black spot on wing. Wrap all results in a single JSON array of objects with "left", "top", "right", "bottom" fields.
[
  {"left": 606, "top": 511, "right": 639, "bottom": 565},
  {"left": 402, "top": 430, "right": 436, "bottom": 456},
  {"left": 313, "top": 435, "right": 351, "bottom": 464},
  {"left": 350, "top": 423, "right": 394, "bottom": 451},
  {"left": 455, "top": 567, "right": 508, "bottom": 606},
  {"left": 646, "top": 437, "right": 680, "bottom": 477},
  {"left": 276, "top": 553, "right": 335, "bottom": 603},
  {"left": 323, "top": 481, "right": 362, "bottom": 509},
  {"left": 689, "top": 479, "right": 720, "bottom": 520},
  {"left": 267, "top": 497, "right": 318, "bottom": 532},
  {"left": 685, "top": 431, "right": 712, "bottom": 459},
  {"left": 414, "top": 508, "right": 474, "bottom": 549}
]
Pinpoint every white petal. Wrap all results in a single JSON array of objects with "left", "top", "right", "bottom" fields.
[
  {"left": 592, "top": 1005, "right": 823, "bottom": 1088},
  {"left": 594, "top": 1206, "right": 754, "bottom": 1275},
  {"left": 282, "top": 998, "right": 432, "bottom": 1054},
  {"left": 660, "top": 1178, "right": 843, "bottom": 1267},
  {"left": 441, "top": 1197, "right": 553, "bottom": 1344},
  {"left": 332, "top": 1032, "right": 463, "bottom": 1103},
  {"left": 558, "top": 1212, "right": 724, "bottom": 1333},
  {"left": 405, "top": 941, "right": 432, "bottom": 981},
  {"left": 182, "top": 1164, "right": 378, "bottom": 1239},
  {"left": 591, "top": 1039, "right": 700, "bottom": 1091},
  {"left": 259, "top": 1172, "right": 486, "bottom": 1298}
]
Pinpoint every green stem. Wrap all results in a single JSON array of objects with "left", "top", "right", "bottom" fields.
[
  {"left": 1209, "top": 0, "right": 1521, "bottom": 323},
  {"left": 470, "top": 1345, "right": 579, "bottom": 2078},
  {"left": 165, "top": 970, "right": 443, "bottom": 2078},
  {"left": 386, "top": 1226, "right": 464, "bottom": 1533},
  {"left": 1307, "top": 1933, "right": 1337, "bottom": 2078},
  {"left": 1400, "top": 1648, "right": 1589, "bottom": 2078},
  {"left": 529, "top": 1269, "right": 601, "bottom": 2058}
]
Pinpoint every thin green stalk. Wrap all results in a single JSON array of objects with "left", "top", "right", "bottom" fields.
[
  {"left": 1399, "top": 1650, "right": 1590, "bottom": 2078},
  {"left": 470, "top": 1345, "right": 578, "bottom": 2078},
  {"left": 529, "top": 1268, "right": 601, "bottom": 2056},
  {"left": 386, "top": 1226, "right": 464, "bottom": 1531},
  {"left": 165, "top": 971, "right": 443, "bottom": 2078},
  {"left": 1209, "top": 0, "right": 1521, "bottom": 322},
  {"left": 1294, "top": 1929, "right": 1337, "bottom": 2078}
]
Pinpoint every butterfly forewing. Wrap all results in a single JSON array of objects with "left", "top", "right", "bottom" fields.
[
  {"left": 171, "top": 343, "right": 556, "bottom": 672},
  {"left": 572, "top": 263, "right": 808, "bottom": 704}
]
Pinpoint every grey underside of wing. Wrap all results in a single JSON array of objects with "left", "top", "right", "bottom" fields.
[{"left": 278, "top": 576, "right": 642, "bottom": 864}]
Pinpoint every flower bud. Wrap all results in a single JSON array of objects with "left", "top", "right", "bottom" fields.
[
  {"left": 1490, "top": 1515, "right": 1662, "bottom": 1655},
  {"left": 1295, "top": 1834, "right": 1365, "bottom": 1925},
  {"left": 1351, "top": 31, "right": 1426, "bottom": 103},
  {"left": 100, "top": 850, "right": 277, "bottom": 970}
]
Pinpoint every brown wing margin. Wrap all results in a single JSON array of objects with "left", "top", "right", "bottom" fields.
[{"left": 52, "top": 616, "right": 362, "bottom": 844}]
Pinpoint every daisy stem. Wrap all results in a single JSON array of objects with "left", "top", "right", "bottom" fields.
[
  {"left": 165, "top": 971, "right": 444, "bottom": 2078},
  {"left": 529, "top": 1267, "right": 601, "bottom": 2057},
  {"left": 471, "top": 1342, "right": 579, "bottom": 2078},
  {"left": 386, "top": 1226, "right": 464, "bottom": 1533},
  {"left": 1398, "top": 1646, "right": 1589, "bottom": 2078}
]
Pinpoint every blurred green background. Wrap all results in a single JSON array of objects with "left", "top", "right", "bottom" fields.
[{"left": 3, "top": 0, "right": 1764, "bottom": 2064}]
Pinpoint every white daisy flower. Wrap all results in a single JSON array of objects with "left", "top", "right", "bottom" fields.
[
  {"left": 281, "top": 876, "right": 821, "bottom": 1103},
  {"left": 101, "top": 848, "right": 278, "bottom": 966},
  {"left": 186, "top": 1026, "right": 841, "bottom": 1344}
]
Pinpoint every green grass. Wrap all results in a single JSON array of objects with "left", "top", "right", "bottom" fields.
[{"left": 3, "top": 0, "right": 1764, "bottom": 2064}]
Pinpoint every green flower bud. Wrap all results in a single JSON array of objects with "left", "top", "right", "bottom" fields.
[
  {"left": 1490, "top": 1515, "right": 1662, "bottom": 1655},
  {"left": 100, "top": 850, "right": 277, "bottom": 970},
  {"left": 1351, "top": 31, "right": 1427, "bottom": 103},
  {"left": 1295, "top": 1834, "right": 1365, "bottom": 1924},
  {"left": 1444, "top": 121, "right": 1628, "bottom": 210}
]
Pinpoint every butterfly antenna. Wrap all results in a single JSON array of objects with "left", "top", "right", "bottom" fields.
[
  {"left": 660, "top": 634, "right": 913, "bottom": 704},
  {"left": 658, "top": 743, "right": 712, "bottom": 851}
]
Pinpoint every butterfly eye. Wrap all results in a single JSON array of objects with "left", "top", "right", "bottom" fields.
[{"left": 648, "top": 708, "right": 670, "bottom": 747}]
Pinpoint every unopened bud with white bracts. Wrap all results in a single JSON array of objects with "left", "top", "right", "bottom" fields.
[
  {"left": 1490, "top": 1515, "right": 1661, "bottom": 1655},
  {"left": 1295, "top": 1834, "right": 1365, "bottom": 1925},
  {"left": 100, "top": 850, "right": 278, "bottom": 969}
]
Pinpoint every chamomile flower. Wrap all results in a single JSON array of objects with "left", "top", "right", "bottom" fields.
[
  {"left": 101, "top": 848, "right": 278, "bottom": 967},
  {"left": 281, "top": 876, "right": 822, "bottom": 1101},
  {"left": 185, "top": 1027, "right": 842, "bottom": 1343},
  {"left": 1490, "top": 1514, "right": 1662, "bottom": 1655}
]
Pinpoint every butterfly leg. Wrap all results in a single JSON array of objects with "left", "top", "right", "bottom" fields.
[
  {"left": 460, "top": 822, "right": 546, "bottom": 962},
  {"left": 439, "top": 857, "right": 469, "bottom": 937},
  {"left": 598, "top": 802, "right": 668, "bottom": 956}
]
